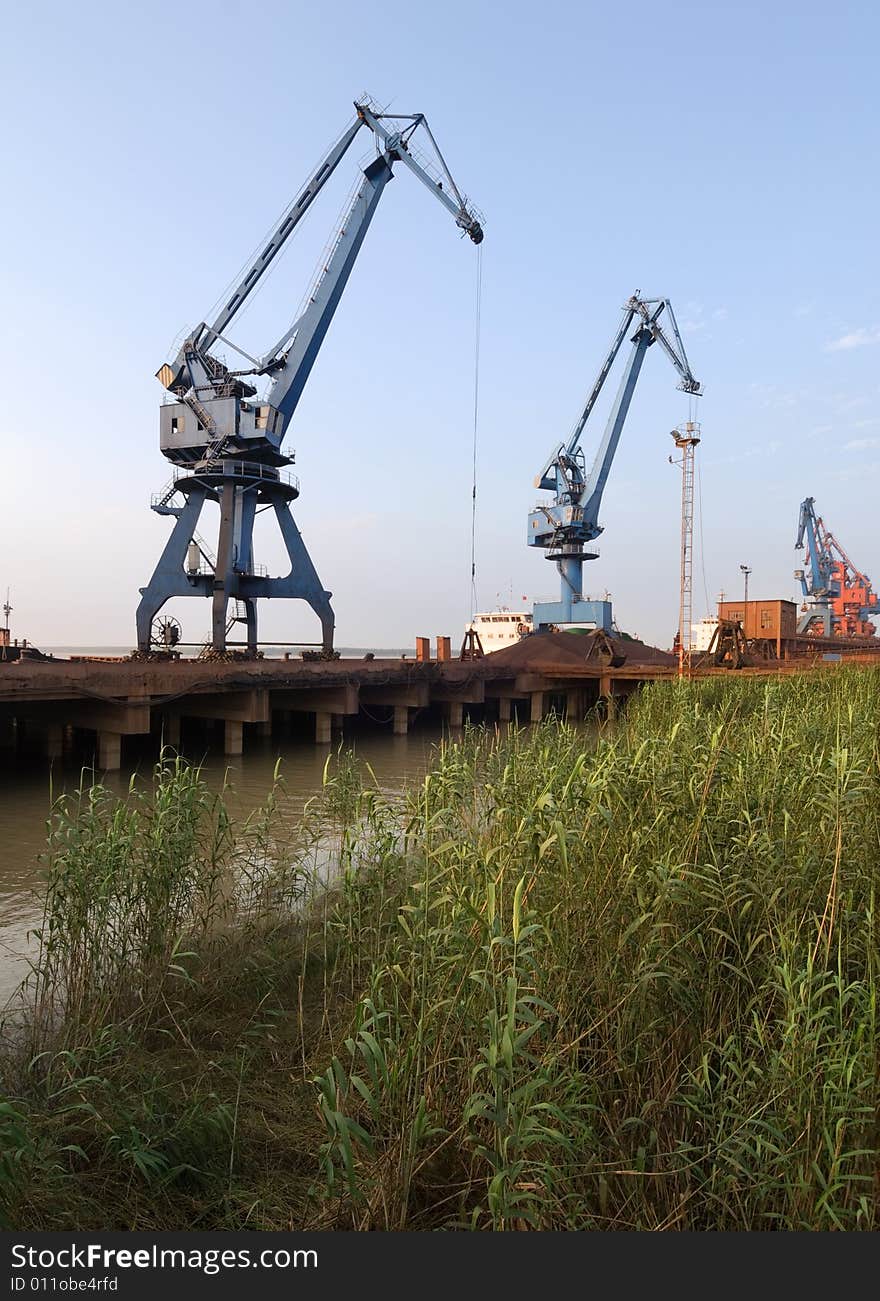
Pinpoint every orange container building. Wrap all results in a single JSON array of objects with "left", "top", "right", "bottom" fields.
[{"left": 717, "top": 599, "right": 798, "bottom": 658}]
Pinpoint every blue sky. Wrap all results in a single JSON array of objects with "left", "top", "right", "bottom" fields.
[{"left": 2, "top": 0, "right": 878, "bottom": 648}]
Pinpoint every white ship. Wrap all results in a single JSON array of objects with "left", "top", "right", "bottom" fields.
[
  {"left": 690, "top": 615, "right": 719, "bottom": 651},
  {"left": 465, "top": 608, "right": 533, "bottom": 650}
]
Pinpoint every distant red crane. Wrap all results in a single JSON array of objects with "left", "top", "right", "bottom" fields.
[{"left": 795, "top": 497, "right": 880, "bottom": 637}]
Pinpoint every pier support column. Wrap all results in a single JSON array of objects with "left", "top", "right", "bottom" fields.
[
  {"left": 224, "top": 720, "right": 243, "bottom": 756},
  {"left": 332, "top": 713, "right": 345, "bottom": 735},
  {"left": 445, "top": 701, "right": 464, "bottom": 730},
  {"left": 271, "top": 686, "right": 359, "bottom": 737},
  {"left": 393, "top": 705, "right": 409, "bottom": 736},
  {"left": 46, "top": 723, "right": 63, "bottom": 761},
  {"left": 161, "top": 714, "right": 181, "bottom": 750},
  {"left": 599, "top": 676, "right": 617, "bottom": 721},
  {"left": 0, "top": 718, "right": 15, "bottom": 754},
  {"left": 98, "top": 731, "right": 121, "bottom": 771},
  {"left": 254, "top": 720, "right": 272, "bottom": 738},
  {"left": 566, "top": 689, "right": 585, "bottom": 722},
  {"left": 530, "top": 692, "right": 546, "bottom": 723},
  {"left": 498, "top": 697, "right": 511, "bottom": 723}
]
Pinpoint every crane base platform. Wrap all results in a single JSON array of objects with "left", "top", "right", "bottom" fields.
[{"left": 533, "top": 598, "right": 613, "bottom": 633}]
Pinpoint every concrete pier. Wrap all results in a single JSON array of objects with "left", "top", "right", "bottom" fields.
[
  {"left": 0, "top": 638, "right": 717, "bottom": 770},
  {"left": 46, "top": 722, "right": 63, "bottom": 761},
  {"left": 0, "top": 718, "right": 15, "bottom": 753},
  {"left": 599, "top": 674, "right": 617, "bottom": 721},
  {"left": 224, "top": 720, "right": 243, "bottom": 756},
  {"left": 445, "top": 701, "right": 464, "bottom": 729},
  {"left": 98, "top": 731, "right": 121, "bottom": 770},
  {"left": 566, "top": 688, "right": 587, "bottom": 721},
  {"left": 161, "top": 714, "right": 181, "bottom": 749}
]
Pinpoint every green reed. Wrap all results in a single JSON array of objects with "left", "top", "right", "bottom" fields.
[
  {"left": 2, "top": 669, "right": 878, "bottom": 1230},
  {"left": 313, "top": 669, "right": 880, "bottom": 1229}
]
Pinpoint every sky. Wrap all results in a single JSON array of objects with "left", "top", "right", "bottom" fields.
[{"left": 2, "top": 0, "right": 879, "bottom": 650}]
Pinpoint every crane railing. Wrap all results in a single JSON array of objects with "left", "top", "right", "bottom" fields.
[{"left": 188, "top": 461, "right": 300, "bottom": 489}]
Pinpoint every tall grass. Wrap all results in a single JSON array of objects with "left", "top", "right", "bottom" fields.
[
  {"left": 0, "top": 752, "right": 325, "bottom": 1228},
  {"left": 1, "top": 670, "right": 878, "bottom": 1230},
  {"left": 314, "top": 669, "right": 880, "bottom": 1229}
]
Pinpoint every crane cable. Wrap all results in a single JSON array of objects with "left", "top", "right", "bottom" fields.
[{"left": 469, "top": 242, "right": 483, "bottom": 621}]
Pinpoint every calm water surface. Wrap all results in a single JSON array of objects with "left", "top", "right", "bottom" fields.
[{"left": 0, "top": 725, "right": 445, "bottom": 1004}]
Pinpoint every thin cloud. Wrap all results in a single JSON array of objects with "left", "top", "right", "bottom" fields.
[
  {"left": 679, "top": 303, "right": 727, "bottom": 334},
  {"left": 831, "top": 393, "right": 869, "bottom": 413},
  {"left": 749, "top": 382, "right": 802, "bottom": 409},
  {"left": 705, "top": 439, "right": 781, "bottom": 468},
  {"left": 844, "top": 437, "right": 880, "bottom": 451},
  {"left": 834, "top": 460, "right": 880, "bottom": 482},
  {"left": 825, "top": 326, "right": 880, "bottom": 352}
]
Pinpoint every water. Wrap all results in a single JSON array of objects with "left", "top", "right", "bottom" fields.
[{"left": 0, "top": 723, "right": 444, "bottom": 1005}]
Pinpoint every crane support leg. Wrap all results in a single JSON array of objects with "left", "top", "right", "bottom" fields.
[
  {"left": 136, "top": 485, "right": 211, "bottom": 651},
  {"left": 244, "top": 599, "right": 257, "bottom": 653},
  {"left": 136, "top": 479, "right": 335, "bottom": 654},
  {"left": 262, "top": 499, "right": 335, "bottom": 652},
  {"left": 797, "top": 605, "right": 833, "bottom": 636},
  {"left": 212, "top": 482, "right": 237, "bottom": 651}
]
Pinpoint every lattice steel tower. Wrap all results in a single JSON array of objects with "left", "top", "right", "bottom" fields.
[{"left": 670, "top": 422, "right": 701, "bottom": 675}]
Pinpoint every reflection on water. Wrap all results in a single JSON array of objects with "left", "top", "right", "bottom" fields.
[{"left": 0, "top": 726, "right": 445, "bottom": 1003}]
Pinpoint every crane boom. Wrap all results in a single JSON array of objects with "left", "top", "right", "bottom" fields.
[
  {"left": 155, "top": 97, "right": 484, "bottom": 434},
  {"left": 158, "top": 118, "right": 365, "bottom": 396},
  {"left": 529, "top": 294, "right": 700, "bottom": 633},
  {"left": 267, "top": 154, "right": 394, "bottom": 422}
]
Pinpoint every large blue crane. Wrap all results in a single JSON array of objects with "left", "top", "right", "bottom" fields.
[
  {"left": 528, "top": 294, "right": 700, "bottom": 633},
  {"left": 137, "top": 97, "right": 483, "bottom": 655}
]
